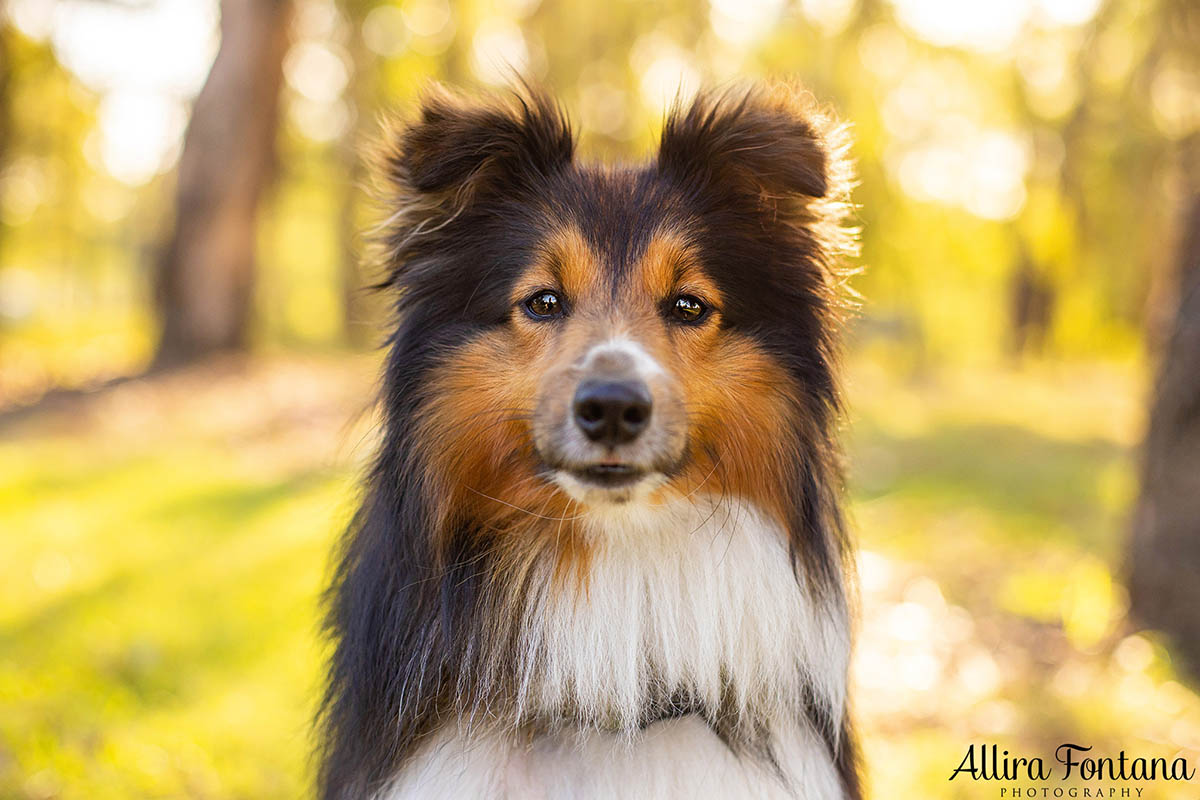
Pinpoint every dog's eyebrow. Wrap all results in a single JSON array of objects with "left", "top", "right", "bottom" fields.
[
  {"left": 516, "top": 236, "right": 571, "bottom": 289},
  {"left": 671, "top": 253, "right": 692, "bottom": 286},
  {"left": 535, "top": 226, "right": 602, "bottom": 298},
  {"left": 541, "top": 253, "right": 565, "bottom": 285},
  {"left": 632, "top": 229, "right": 717, "bottom": 301}
]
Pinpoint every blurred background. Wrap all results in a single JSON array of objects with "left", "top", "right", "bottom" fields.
[{"left": 1, "top": 0, "right": 1198, "bottom": 797}]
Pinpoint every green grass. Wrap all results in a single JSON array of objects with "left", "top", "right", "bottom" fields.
[
  {"left": 0, "top": 356, "right": 374, "bottom": 799},
  {"left": 845, "top": 358, "right": 1200, "bottom": 798},
  {"left": 1, "top": 448, "right": 352, "bottom": 799},
  {"left": 2, "top": 354, "right": 1198, "bottom": 799}
]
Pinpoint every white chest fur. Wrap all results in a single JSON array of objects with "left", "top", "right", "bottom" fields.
[
  {"left": 382, "top": 497, "right": 850, "bottom": 799},
  {"left": 381, "top": 716, "right": 844, "bottom": 799}
]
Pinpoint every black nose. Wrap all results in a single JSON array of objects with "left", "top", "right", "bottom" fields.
[{"left": 573, "top": 380, "right": 653, "bottom": 445}]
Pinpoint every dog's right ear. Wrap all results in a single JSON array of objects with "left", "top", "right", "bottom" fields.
[{"left": 383, "top": 86, "right": 575, "bottom": 220}]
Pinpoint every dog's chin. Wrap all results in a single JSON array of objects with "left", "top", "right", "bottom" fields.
[{"left": 550, "top": 464, "right": 668, "bottom": 506}]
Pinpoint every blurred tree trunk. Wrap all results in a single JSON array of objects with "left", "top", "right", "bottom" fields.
[
  {"left": 0, "top": 8, "right": 11, "bottom": 283},
  {"left": 1008, "top": 245, "right": 1055, "bottom": 358},
  {"left": 152, "top": 0, "right": 291, "bottom": 369},
  {"left": 337, "top": 139, "right": 371, "bottom": 347},
  {"left": 1129, "top": 174, "right": 1200, "bottom": 676},
  {"left": 0, "top": 16, "right": 9, "bottom": 166},
  {"left": 337, "top": 0, "right": 374, "bottom": 348}
]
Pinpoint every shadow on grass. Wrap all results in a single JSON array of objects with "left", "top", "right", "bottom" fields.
[
  {"left": 2, "top": 471, "right": 336, "bottom": 651},
  {"left": 850, "top": 420, "right": 1132, "bottom": 552},
  {"left": 135, "top": 469, "right": 337, "bottom": 526}
]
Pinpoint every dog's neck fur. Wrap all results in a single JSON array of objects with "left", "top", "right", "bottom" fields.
[
  {"left": 463, "top": 494, "right": 851, "bottom": 750},
  {"left": 381, "top": 494, "right": 853, "bottom": 800}
]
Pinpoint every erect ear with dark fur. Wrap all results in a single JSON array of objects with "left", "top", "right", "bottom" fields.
[
  {"left": 657, "top": 85, "right": 833, "bottom": 205},
  {"left": 386, "top": 86, "right": 574, "bottom": 212}
]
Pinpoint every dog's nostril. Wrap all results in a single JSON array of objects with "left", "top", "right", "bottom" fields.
[
  {"left": 579, "top": 401, "right": 605, "bottom": 424},
  {"left": 572, "top": 380, "right": 653, "bottom": 445}
]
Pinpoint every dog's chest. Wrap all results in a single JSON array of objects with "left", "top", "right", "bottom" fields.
[
  {"left": 383, "top": 498, "right": 850, "bottom": 799},
  {"left": 510, "top": 499, "right": 850, "bottom": 734},
  {"left": 380, "top": 717, "right": 844, "bottom": 799}
]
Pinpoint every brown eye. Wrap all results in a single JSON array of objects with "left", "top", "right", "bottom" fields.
[
  {"left": 525, "top": 290, "right": 563, "bottom": 319},
  {"left": 670, "top": 294, "right": 708, "bottom": 324}
]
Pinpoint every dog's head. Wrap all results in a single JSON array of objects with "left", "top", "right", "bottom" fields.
[{"left": 378, "top": 83, "right": 853, "bottom": 535}]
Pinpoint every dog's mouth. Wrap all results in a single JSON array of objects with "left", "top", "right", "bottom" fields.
[
  {"left": 569, "top": 462, "right": 647, "bottom": 488},
  {"left": 535, "top": 441, "right": 687, "bottom": 502},
  {"left": 546, "top": 454, "right": 687, "bottom": 502}
]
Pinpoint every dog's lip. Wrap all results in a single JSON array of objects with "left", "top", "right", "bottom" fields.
[
  {"left": 538, "top": 449, "right": 687, "bottom": 490},
  {"left": 564, "top": 462, "right": 648, "bottom": 488}
]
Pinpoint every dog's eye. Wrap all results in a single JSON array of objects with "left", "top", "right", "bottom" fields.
[
  {"left": 525, "top": 290, "right": 563, "bottom": 319},
  {"left": 670, "top": 294, "right": 708, "bottom": 324}
]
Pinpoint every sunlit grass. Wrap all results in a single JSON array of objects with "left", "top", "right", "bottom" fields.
[
  {"left": 3, "top": 354, "right": 1198, "bottom": 799},
  {"left": 847, "top": 354, "right": 1200, "bottom": 799},
  {"left": 0, "top": 311, "right": 156, "bottom": 409},
  {"left": 0, "top": 355, "right": 375, "bottom": 799},
  {"left": 1, "top": 443, "right": 355, "bottom": 798}
]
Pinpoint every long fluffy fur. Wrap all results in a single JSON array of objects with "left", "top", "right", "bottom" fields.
[{"left": 319, "top": 82, "right": 861, "bottom": 800}]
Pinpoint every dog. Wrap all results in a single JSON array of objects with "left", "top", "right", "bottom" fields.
[{"left": 318, "top": 82, "right": 861, "bottom": 800}]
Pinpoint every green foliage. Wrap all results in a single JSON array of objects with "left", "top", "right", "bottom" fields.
[{"left": 2, "top": 0, "right": 1196, "bottom": 401}]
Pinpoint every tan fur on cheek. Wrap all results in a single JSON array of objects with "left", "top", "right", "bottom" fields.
[
  {"left": 417, "top": 334, "right": 545, "bottom": 521},
  {"left": 630, "top": 233, "right": 784, "bottom": 507},
  {"left": 415, "top": 331, "right": 595, "bottom": 579},
  {"left": 666, "top": 333, "right": 801, "bottom": 526},
  {"left": 413, "top": 225, "right": 613, "bottom": 578}
]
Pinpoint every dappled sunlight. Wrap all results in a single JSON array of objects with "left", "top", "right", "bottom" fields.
[
  {"left": 4, "top": 355, "right": 1194, "bottom": 797},
  {"left": 8, "top": 0, "right": 217, "bottom": 186},
  {"left": 1, "top": 0, "right": 1196, "bottom": 795},
  {"left": 0, "top": 358, "right": 377, "bottom": 798},
  {"left": 890, "top": 0, "right": 1102, "bottom": 52},
  {"left": 3, "top": 0, "right": 1192, "bottom": 398},
  {"left": 855, "top": 545, "right": 1200, "bottom": 798},
  {"left": 708, "top": 0, "right": 787, "bottom": 47},
  {"left": 845, "top": 357, "right": 1200, "bottom": 798},
  {"left": 847, "top": 352, "right": 1145, "bottom": 447}
]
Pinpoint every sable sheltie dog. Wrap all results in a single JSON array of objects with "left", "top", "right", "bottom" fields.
[{"left": 318, "top": 82, "right": 861, "bottom": 800}]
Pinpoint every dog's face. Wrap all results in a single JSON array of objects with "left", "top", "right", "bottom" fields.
[
  {"left": 512, "top": 226, "right": 701, "bottom": 504},
  {"left": 382, "top": 85, "right": 851, "bottom": 528}
]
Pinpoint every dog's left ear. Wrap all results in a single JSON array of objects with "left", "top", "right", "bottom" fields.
[{"left": 657, "top": 85, "right": 833, "bottom": 206}]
